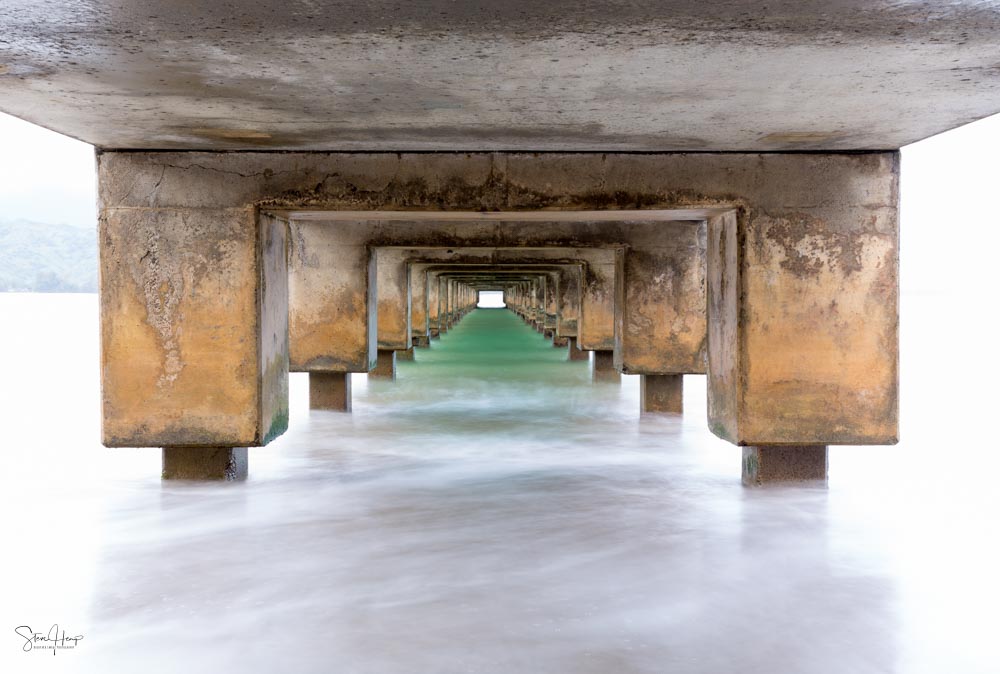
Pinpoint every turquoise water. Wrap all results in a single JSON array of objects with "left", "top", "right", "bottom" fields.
[{"left": 2, "top": 296, "right": 1000, "bottom": 674}]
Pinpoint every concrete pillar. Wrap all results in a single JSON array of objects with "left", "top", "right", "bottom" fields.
[
  {"left": 706, "top": 155, "right": 898, "bottom": 484},
  {"left": 396, "top": 347, "right": 415, "bottom": 361},
  {"left": 577, "top": 255, "right": 617, "bottom": 352},
  {"left": 555, "top": 263, "right": 582, "bottom": 345},
  {"left": 375, "top": 248, "right": 412, "bottom": 353},
  {"left": 544, "top": 271, "right": 559, "bottom": 336},
  {"left": 289, "top": 221, "right": 376, "bottom": 373},
  {"left": 592, "top": 350, "right": 620, "bottom": 382},
  {"left": 309, "top": 372, "right": 351, "bottom": 411},
  {"left": 568, "top": 337, "right": 589, "bottom": 361},
  {"left": 427, "top": 271, "right": 442, "bottom": 336},
  {"left": 742, "top": 446, "right": 828, "bottom": 486},
  {"left": 99, "top": 176, "right": 289, "bottom": 479},
  {"left": 553, "top": 336, "right": 568, "bottom": 347},
  {"left": 409, "top": 264, "right": 429, "bottom": 345},
  {"left": 371, "top": 349, "right": 396, "bottom": 379},
  {"left": 641, "top": 375, "right": 683, "bottom": 414},
  {"left": 437, "top": 276, "right": 449, "bottom": 333},
  {"left": 413, "top": 335, "right": 431, "bottom": 348},
  {"left": 614, "top": 227, "right": 706, "bottom": 376},
  {"left": 162, "top": 447, "right": 248, "bottom": 481}
]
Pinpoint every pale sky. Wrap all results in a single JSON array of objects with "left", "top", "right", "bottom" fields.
[
  {"left": 0, "top": 112, "right": 96, "bottom": 227},
  {"left": 2, "top": 108, "right": 999, "bottom": 295}
]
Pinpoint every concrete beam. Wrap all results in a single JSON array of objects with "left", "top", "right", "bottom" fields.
[{"left": 4, "top": 4, "right": 998, "bottom": 153}]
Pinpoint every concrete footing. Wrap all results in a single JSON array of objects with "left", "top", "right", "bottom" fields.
[
  {"left": 413, "top": 335, "right": 430, "bottom": 348},
  {"left": 543, "top": 328, "right": 554, "bottom": 339},
  {"left": 592, "top": 350, "right": 620, "bottom": 382},
  {"left": 553, "top": 336, "right": 568, "bottom": 347},
  {"left": 641, "top": 374, "right": 683, "bottom": 414},
  {"left": 742, "top": 446, "right": 829, "bottom": 486},
  {"left": 309, "top": 372, "right": 352, "bottom": 411},
  {"left": 372, "top": 349, "right": 397, "bottom": 379},
  {"left": 396, "top": 347, "right": 415, "bottom": 361},
  {"left": 568, "top": 337, "right": 589, "bottom": 361},
  {"left": 162, "top": 447, "right": 248, "bottom": 481}
]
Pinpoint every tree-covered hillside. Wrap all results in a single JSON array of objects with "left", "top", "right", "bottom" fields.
[{"left": 0, "top": 219, "right": 97, "bottom": 292}]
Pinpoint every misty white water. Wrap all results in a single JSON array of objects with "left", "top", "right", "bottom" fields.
[{"left": 1, "top": 293, "right": 998, "bottom": 673}]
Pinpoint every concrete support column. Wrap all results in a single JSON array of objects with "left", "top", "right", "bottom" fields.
[
  {"left": 309, "top": 372, "right": 351, "bottom": 411},
  {"left": 568, "top": 337, "right": 589, "bottom": 361},
  {"left": 162, "top": 447, "right": 248, "bottom": 481},
  {"left": 592, "top": 350, "right": 620, "bottom": 382},
  {"left": 553, "top": 336, "right": 568, "bottom": 347},
  {"left": 396, "top": 347, "right": 415, "bottom": 361},
  {"left": 437, "top": 276, "right": 449, "bottom": 334},
  {"left": 544, "top": 271, "right": 559, "bottom": 337},
  {"left": 641, "top": 375, "right": 683, "bottom": 414},
  {"left": 742, "top": 446, "right": 828, "bottom": 486},
  {"left": 705, "top": 154, "right": 899, "bottom": 485},
  {"left": 413, "top": 335, "right": 431, "bottom": 348},
  {"left": 371, "top": 349, "right": 396, "bottom": 379},
  {"left": 99, "top": 157, "right": 290, "bottom": 480},
  {"left": 409, "top": 264, "right": 430, "bottom": 345},
  {"left": 555, "top": 263, "right": 582, "bottom": 346}
]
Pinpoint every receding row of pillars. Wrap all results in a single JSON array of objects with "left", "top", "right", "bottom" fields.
[{"left": 99, "top": 152, "right": 894, "bottom": 487}]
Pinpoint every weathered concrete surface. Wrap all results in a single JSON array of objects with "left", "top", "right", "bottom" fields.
[
  {"left": 706, "top": 157, "right": 898, "bottom": 447},
  {"left": 371, "top": 349, "right": 396, "bottom": 380},
  {"left": 288, "top": 220, "right": 376, "bottom": 373},
  {"left": 309, "top": 372, "right": 351, "bottom": 412},
  {"left": 742, "top": 446, "right": 829, "bottom": 486},
  {"left": 161, "top": 447, "right": 248, "bottom": 481},
  {"left": 3, "top": 3, "right": 999, "bottom": 151},
  {"left": 376, "top": 249, "right": 411, "bottom": 351},
  {"left": 98, "top": 151, "right": 899, "bottom": 448},
  {"left": 544, "top": 272, "right": 559, "bottom": 332},
  {"left": 409, "top": 263, "right": 433, "bottom": 342},
  {"left": 555, "top": 266, "right": 580, "bottom": 339},
  {"left": 427, "top": 270, "right": 442, "bottom": 338},
  {"left": 568, "top": 337, "right": 589, "bottom": 362},
  {"left": 99, "top": 202, "right": 288, "bottom": 448},
  {"left": 592, "top": 350, "right": 620, "bottom": 383},
  {"left": 614, "top": 224, "right": 707, "bottom": 375},
  {"left": 641, "top": 375, "right": 684, "bottom": 415}
]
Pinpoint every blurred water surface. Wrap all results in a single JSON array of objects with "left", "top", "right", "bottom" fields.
[{"left": 0, "top": 294, "right": 997, "bottom": 674}]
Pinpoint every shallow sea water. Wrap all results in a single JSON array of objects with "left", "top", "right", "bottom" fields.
[{"left": 1, "top": 293, "right": 998, "bottom": 673}]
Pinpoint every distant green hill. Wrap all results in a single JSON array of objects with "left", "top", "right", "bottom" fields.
[{"left": 0, "top": 219, "right": 97, "bottom": 292}]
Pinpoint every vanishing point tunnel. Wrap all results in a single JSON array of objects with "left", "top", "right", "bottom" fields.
[
  {"left": 101, "top": 187, "right": 895, "bottom": 486},
  {"left": 6, "top": 1, "right": 994, "bottom": 485}
]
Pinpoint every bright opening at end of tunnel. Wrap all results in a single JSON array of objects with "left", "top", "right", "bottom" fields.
[{"left": 477, "top": 290, "right": 505, "bottom": 308}]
